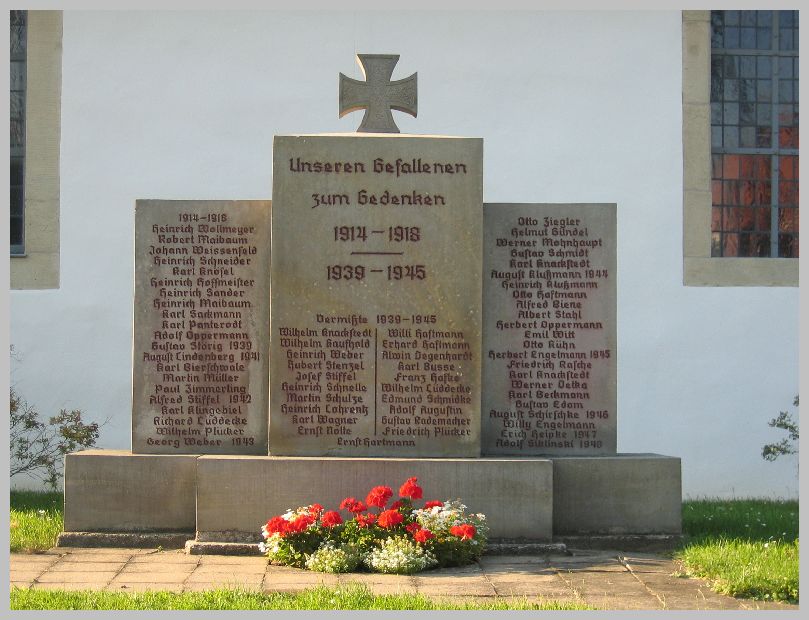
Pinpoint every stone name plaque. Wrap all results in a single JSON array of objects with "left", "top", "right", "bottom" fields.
[
  {"left": 271, "top": 134, "right": 482, "bottom": 457},
  {"left": 482, "top": 203, "right": 616, "bottom": 455},
  {"left": 132, "top": 200, "right": 271, "bottom": 454}
]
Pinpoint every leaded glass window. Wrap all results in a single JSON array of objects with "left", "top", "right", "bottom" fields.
[
  {"left": 10, "top": 10, "right": 26, "bottom": 255},
  {"left": 710, "top": 10, "right": 799, "bottom": 258}
]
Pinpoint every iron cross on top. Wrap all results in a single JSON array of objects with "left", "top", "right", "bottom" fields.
[{"left": 339, "top": 54, "right": 417, "bottom": 133}]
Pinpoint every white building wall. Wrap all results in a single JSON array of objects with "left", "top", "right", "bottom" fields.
[{"left": 10, "top": 11, "right": 799, "bottom": 497}]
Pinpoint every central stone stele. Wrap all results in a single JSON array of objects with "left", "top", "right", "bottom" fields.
[{"left": 270, "top": 134, "right": 482, "bottom": 457}]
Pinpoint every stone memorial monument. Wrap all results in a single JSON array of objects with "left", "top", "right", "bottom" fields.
[
  {"left": 60, "top": 53, "right": 681, "bottom": 552},
  {"left": 132, "top": 200, "right": 271, "bottom": 455},
  {"left": 270, "top": 134, "right": 482, "bottom": 457},
  {"left": 483, "top": 203, "right": 617, "bottom": 455}
]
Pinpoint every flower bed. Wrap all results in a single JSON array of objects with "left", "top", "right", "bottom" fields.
[{"left": 260, "top": 477, "right": 488, "bottom": 574}]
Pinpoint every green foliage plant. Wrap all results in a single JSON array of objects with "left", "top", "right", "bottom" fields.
[
  {"left": 762, "top": 396, "right": 799, "bottom": 462},
  {"left": 10, "top": 386, "right": 99, "bottom": 489}
]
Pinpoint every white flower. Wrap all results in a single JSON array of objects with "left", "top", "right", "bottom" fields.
[
  {"left": 364, "top": 536, "right": 437, "bottom": 574},
  {"left": 305, "top": 541, "right": 362, "bottom": 573}
]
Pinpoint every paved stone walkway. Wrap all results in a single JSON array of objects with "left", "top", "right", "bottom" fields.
[{"left": 10, "top": 548, "right": 796, "bottom": 610}]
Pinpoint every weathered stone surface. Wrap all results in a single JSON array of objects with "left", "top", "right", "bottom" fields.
[
  {"left": 482, "top": 203, "right": 617, "bottom": 455},
  {"left": 132, "top": 200, "right": 271, "bottom": 454},
  {"left": 552, "top": 455, "right": 682, "bottom": 535},
  {"left": 196, "top": 455, "right": 552, "bottom": 539},
  {"left": 57, "top": 532, "right": 192, "bottom": 549},
  {"left": 339, "top": 54, "right": 417, "bottom": 133},
  {"left": 63, "top": 449, "right": 197, "bottom": 532},
  {"left": 270, "top": 135, "right": 482, "bottom": 457}
]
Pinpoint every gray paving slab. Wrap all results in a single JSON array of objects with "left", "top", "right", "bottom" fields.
[
  {"left": 9, "top": 571, "right": 44, "bottom": 582},
  {"left": 129, "top": 553, "right": 200, "bottom": 564},
  {"left": 185, "top": 571, "right": 264, "bottom": 585},
  {"left": 192, "top": 563, "right": 266, "bottom": 574},
  {"left": 48, "top": 561, "right": 128, "bottom": 572},
  {"left": 59, "top": 547, "right": 151, "bottom": 555},
  {"left": 36, "top": 570, "right": 119, "bottom": 584},
  {"left": 338, "top": 573, "right": 416, "bottom": 586},
  {"left": 47, "top": 553, "right": 135, "bottom": 564},
  {"left": 31, "top": 581, "right": 108, "bottom": 591},
  {"left": 109, "top": 572, "right": 189, "bottom": 584},
  {"left": 9, "top": 547, "right": 800, "bottom": 611},
  {"left": 197, "top": 554, "right": 268, "bottom": 566},
  {"left": 116, "top": 562, "right": 197, "bottom": 573}
]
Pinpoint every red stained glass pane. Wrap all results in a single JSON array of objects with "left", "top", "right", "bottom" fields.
[
  {"left": 724, "top": 233, "right": 739, "bottom": 256},
  {"left": 723, "top": 154, "right": 740, "bottom": 178},
  {"left": 754, "top": 181, "right": 771, "bottom": 206},
  {"left": 740, "top": 180, "right": 755, "bottom": 205},
  {"left": 738, "top": 233, "right": 769, "bottom": 257},
  {"left": 740, "top": 206, "right": 755, "bottom": 229},
  {"left": 780, "top": 155, "right": 796, "bottom": 179},
  {"left": 779, "top": 207, "right": 798, "bottom": 232},
  {"left": 779, "top": 181, "right": 798, "bottom": 206},
  {"left": 752, "top": 233, "right": 771, "bottom": 256},
  {"left": 724, "top": 181, "right": 740, "bottom": 204},
  {"left": 740, "top": 155, "right": 755, "bottom": 178},
  {"left": 725, "top": 207, "right": 741, "bottom": 229},
  {"left": 712, "top": 180, "right": 723, "bottom": 205},
  {"left": 779, "top": 126, "right": 799, "bottom": 148},
  {"left": 756, "top": 206, "right": 772, "bottom": 231},
  {"left": 779, "top": 234, "right": 799, "bottom": 258},
  {"left": 712, "top": 155, "right": 724, "bottom": 178},
  {"left": 712, "top": 206, "right": 722, "bottom": 231},
  {"left": 754, "top": 155, "right": 771, "bottom": 179}
]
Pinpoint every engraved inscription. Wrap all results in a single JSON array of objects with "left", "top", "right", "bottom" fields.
[
  {"left": 132, "top": 200, "right": 270, "bottom": 454},
  {"left": 482, "top": 204, "right": 617, "bottom": 455},
  {"left": 271, "top": 135, "right": 482, "bottom": 457}
]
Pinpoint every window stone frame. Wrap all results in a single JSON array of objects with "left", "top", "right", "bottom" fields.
[
  {"left": 10, "top": 10, "right": 62, "bottom": 290},
  {"left": 682, "top": 10, "right": 797, "bottom": 287}
]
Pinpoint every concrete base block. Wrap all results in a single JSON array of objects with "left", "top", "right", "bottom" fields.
[
  {"left": 63, "top": 449, "right": 198, "bottom": 532},
  {"left": 185, "top": 541, "right": 263, "bottom": 556},
  {"left": 556, "top": 534, "right": 684, "bottom": 552},
  {"left": 57, "top": 531, "right": 193, "bottom": 549},
  {"left": 196, "top": 456, "right": 554, "bottom": 541},
  {"left": 552, "top": 454, "right": 682, "bottom": 535}
]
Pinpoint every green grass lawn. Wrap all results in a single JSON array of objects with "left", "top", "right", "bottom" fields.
[
  {"left": 676, "top": 499, "right": 799, "bottom": 603},
  {"left": 10, "top": 490, "right": 63, "bottom": 553},
  {"left": 9, "top": 584, "right": 590, "bottom": 611}
]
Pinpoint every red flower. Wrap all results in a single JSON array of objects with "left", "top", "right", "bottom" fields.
[
  {"left": 349, "top": 500, "right": 367, "bottom": 513},
  {"left": 390, "top": 500, "right": 403, "bottom": 510},
  {"left": 288, "top": 514, "right": 315, "bottom": 534},
  {"left": 405, "top": 522, "right": 422, "bottom": 534},
  {"left": 355, "top": 513, "right": 377, "bottom": 528},
  {"left": 450, "top": 524, "right": 476, "bottom": 540},
  {"left": 399, "top": 477, "right": 423, "bottom": 500},
  {"left": 320, "top": 510, "right": 343, "bottom": 527},
  {"left": 340, "top": 497, "right": 359, "bottom": 511},
  {"left": 424, "top": 500, "right": 443, "bottom": 509},
  {"left": 264, "top": 516, "right": 289, "bottom": 537},
  {"left": 377, "top": 509, "right": 404, "bottom": 528},
  {"left": 413, "top": 528, "right": 434, "bottom": 543},
  {"left": 366, "top": 485, "right": 393, "bottom": 508},
  {"left": 309, "top": 503, "right": 324, "bottom": 516}
]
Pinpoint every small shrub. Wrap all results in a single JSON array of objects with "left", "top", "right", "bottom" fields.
[
  {"left": 762, "top": 396, "right": 799, "bottom": 462},
  {"left": 10, "top": 386, "right": 99, "bottom": 489}
]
